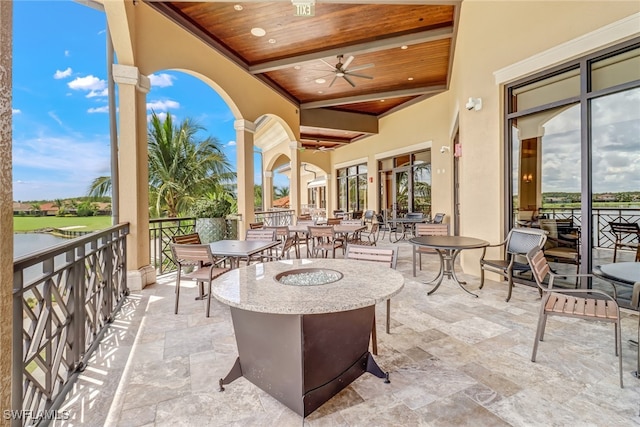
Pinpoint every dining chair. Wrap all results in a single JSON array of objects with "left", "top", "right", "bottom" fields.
[
  {"left": 412, "top": 223, "right": 450, "bottom": 277},
  {"left": 526, "top": 247, "right": 623, "bottom": 388},
  {"left": 609, "top": 222, "right": 640, "bottom": 262},
  {"left": 479, "top": 227, "right": 547, "bottom": 302},
  {"left": 363, "top": 210, "right": 376, "bottom": 226},
  {"left": 308, "top": 226, "right": 344, "bottom": 258},
  {"left": 431, "top": 213, "right": 445, "bottom": 224},
  {"left": 171, "top": 232, "right": 228, "bottom": 296},
  {"left": 294, "top": 219, "right": 315, "bottom": 257},
  {"left": 249, "top": 222, "right": 264, "bottom": 229},
  {"left": 539, "top": 219, "right": 581, "bottom": 277},
  {"left": 170, "top": 243, "right": 230, "bottom": 317},
  {"left": 244, "top": 228, "right": 277, "bottom": 263},
  {"left": 349, "top": 222, "right": 380, "bottom": 246},
  {"left": 326, "top": 217, "right": 342, "bottom": 225},
  {"left": 345, "top": 243, "right": 399, "bottom": 355}
]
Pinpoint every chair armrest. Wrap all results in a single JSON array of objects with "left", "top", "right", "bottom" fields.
[
  {"left": 480, "top": 239, "right": 508, "bottom": 260},
  {"left": 548, "top": 273, "right": 618, "bottom": 299}
]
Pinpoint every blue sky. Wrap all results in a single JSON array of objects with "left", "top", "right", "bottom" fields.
[{"left": 12, "top": 1, "right": 285, "bottom": 202}]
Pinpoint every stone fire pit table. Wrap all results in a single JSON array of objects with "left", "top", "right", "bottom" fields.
[{"left": 210, "top": 258, "right": 405, "bottom": 417}]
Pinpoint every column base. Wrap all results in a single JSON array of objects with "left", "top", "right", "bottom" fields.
[{"left": 127, "top": 265, "right": 156, "bottom": 291}]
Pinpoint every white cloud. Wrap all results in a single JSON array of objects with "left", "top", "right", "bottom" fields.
[
  {"left": 146, "top": 99, "right": 180, "bottom": 112},
  {"left": 88, "top": 106, "right": 109, "bottom": 114},
  {"left": 87, "top": 88, "right": 109, "bottom": 98},
  {"left": 68, "top": 75, "right": 106, "bottom": 92},
  {"left": 226, "top": 141, "right": 236, "bottom": 147},
  {"left": 12, "top": 109, "right": 21, "bottom": 115},
  {"left": 149, "top": 73, "right": 175, "bottom": 88},
  {"left": 64, "top": 50, "right": 70, "bottom": 57},
  {"left": 48, "top": 112, "right": 63, "bottom": 126},
  {"left": 12, "top": 134, "right": 111, "bottom": 200},
  {"left": 53, "top": 67, "right": 72, "bottom": 79}
]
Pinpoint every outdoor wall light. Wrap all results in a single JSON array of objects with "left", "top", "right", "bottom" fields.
[
  {"left": 465, "top": 97, "right": 482, "bottom": 111},
  {"left": 523, "top": 173, "right": 533, "bottom": 183},
  {"left": 440, "top": 146, "right": 450, "bottom": 154}
]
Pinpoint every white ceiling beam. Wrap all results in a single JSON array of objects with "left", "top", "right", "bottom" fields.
[
  {"left": 249, "top": 27, "right": 453, "bottom": 74},
  {"left": 300, "top": 85, "right": 446, "bottom": 109}
]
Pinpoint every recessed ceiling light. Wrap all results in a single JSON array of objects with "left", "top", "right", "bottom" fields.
[
  {"left": 318, "top": 91, "right": 324, "bottom": 94},
  {"left": 233, "top": 4, "right": 243, "bottom": 11},
  {"left": 294, "top": 65, "right": 301, "bottom": 70},
  {"left": 251, "top": 27, "right": 266, "bottom": 37},
  {"left": 380, "top": 99, "right": 385, "bottom": 102},
  {"left": 315, "top": 78, "right": 326, "bottom": 84},
  {"left": 408, "top": 77, "right": 414, "bottom": 81},
  {"left": 401, "top": 45, "right": 408, "bottom": 50},
  {"left": 268, "top": 38, "right": 276, "bottom": 44}
]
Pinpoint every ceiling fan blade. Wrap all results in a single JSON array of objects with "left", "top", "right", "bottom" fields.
[
  {"left": 319, "top": 59, "right": 336, "bottom": 70},
  {"left": 343, "top": 75, "right": 356, "bottom": 87},
  {"left": 347, "top": 63, "right": 374, "bottom": 72},
  {"left": 347, "top": 72, "right": 373, "bottom": 79},
  {"left": 342, "top": 55, "right": 355, "bottom": 70},
  {"left": 312, "top": 72, "right": 336, "bottom": 79},
  {"left": 329, "top": 75, "right": 338, "bottom": 87}
]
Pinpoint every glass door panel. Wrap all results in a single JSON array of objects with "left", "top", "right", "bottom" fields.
[
  {"left": 393, "top": 168, "right": 410, "bottom": 218},
  {"left": 590, "top": 87, "right": 640, "bottom": 267}
]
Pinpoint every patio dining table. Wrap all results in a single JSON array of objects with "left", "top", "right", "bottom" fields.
[
  {"left": 209, "top": 239, "right": 281, "bottom": 268},
  {"left": 289, "top": 224, "right": 367, "bottom": 256},
  {"left": 387, "top": 217, "right": 430, "bottom": 242},
  {"left": 409, "top": 235, "right": 489, "bottom": 297}
]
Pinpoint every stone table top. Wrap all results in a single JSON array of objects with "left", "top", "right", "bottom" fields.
[{"left": 209, "top": 258, "right": 405, "bottom": 314}]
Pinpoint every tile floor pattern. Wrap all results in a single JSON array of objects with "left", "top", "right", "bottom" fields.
[{"left": 58, "top": 239, "right": 640, "bottom": 426}]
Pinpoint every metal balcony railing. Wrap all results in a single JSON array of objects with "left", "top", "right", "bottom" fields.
[{"left": 12, "top": 224, "right": 129, "bottom": 427}]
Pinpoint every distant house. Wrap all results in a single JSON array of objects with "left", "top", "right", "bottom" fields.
[
  {"left": 12, "top": 202, "right": 32, "bottom": 215},
  {"left": 272, "top": 196, "right": 290, "bottom": 208},
  {"left": 39, "top": 203, "right": 60, "bottom": 216},
  {"left": 595, "top": 193, "right": 617, "bottom": 202}
]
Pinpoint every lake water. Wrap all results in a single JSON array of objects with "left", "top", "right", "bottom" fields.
[{"left": 14, "top": 233, "right": 69, "bottom": 259}]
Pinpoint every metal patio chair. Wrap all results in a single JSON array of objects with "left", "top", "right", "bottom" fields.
[
  {"left": 345, "top": 243, "right": 399, "bottom": 355},
  {"left": 526, "top": 247, "right": 623, "bottom": 388},
  {"left": 479, "top": 227, "right": 547, "bottom": 302},
  {"left": 170, "top": 243, "right": 230, "bottom": 317}
]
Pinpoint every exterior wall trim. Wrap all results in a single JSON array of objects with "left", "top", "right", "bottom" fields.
[
  {"left": 373, "top": 141, "right": 432, "bottom": 160},
  {"left": 494, "top": 12, "right": 640, "bottom": 85},
  {"left": 335, "top": 156, "right": 368, "bottom": 169}
]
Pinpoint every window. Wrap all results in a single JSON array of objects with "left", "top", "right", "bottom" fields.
[
  {"left": 336, "top": 163, "right": 367, "bottom": 212},
  {"left": 506, "top": 38, "right": 640, "bottom": 283}
]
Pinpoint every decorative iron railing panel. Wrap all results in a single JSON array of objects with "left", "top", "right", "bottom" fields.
[
  {"left": 12, "top": 224, "right": 129, "bottom": 427},
  {"left": 254, "top": 209, "right": 295, "bottom": 227},
  {"left": 535, "top": 207, "right": 640, "bottom": 250},
  {"left": 149, "top": 217, "right": 196, "bottom": 276},
  {"left": 149, "top": 217, "right": 238, "bottom": 275}
]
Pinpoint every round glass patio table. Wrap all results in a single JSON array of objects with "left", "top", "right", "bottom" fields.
[{"left": 209, "top": 258, "right": 404, "bottom": 418}]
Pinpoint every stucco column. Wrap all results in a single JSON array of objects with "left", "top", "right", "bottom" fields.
[
  {"left": 264, "top": 170, "right": 273, "bottom": 209},
  {"left": 289, "top": 141, "right": 301, "bottom": 216},
  {"left": 235, "top": 119, "right": 255, "bottom": 237},
  {"left": 325, "top": 173, "right": 333, "bottom": 217},
  {"left": 113, "top": 64, "right": 155, "bottom": 290},
  {"left": 0, "top": 2, "right": 12, "bottom": 423}
]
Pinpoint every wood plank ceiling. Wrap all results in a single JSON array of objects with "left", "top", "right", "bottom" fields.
[{"left": 147, "top": 1, "right": 460, "bottom": 150}]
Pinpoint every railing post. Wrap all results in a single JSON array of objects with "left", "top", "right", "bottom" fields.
[
  {"left": 75, "top": 243, "right": 86, "bottom": 370},
  {"left": 12, "top": 270, "right": 24, "bottom": 427}
]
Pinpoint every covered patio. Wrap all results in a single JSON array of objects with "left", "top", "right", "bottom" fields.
[{"left": 60, "top": 239, "right": 640, "bottom": 425}]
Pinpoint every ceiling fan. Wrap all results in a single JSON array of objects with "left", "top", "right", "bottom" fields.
[{"left": 314, "top": 55, "right": 374, "bottom": 88}]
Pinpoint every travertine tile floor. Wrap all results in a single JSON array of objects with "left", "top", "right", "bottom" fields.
[{"left": 59, "top": 239, "right": 640, "bottom": 426}]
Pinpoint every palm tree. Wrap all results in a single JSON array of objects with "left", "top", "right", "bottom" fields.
[
  {"left": 274, "top": 186, "right": 289, "bottom": 199},
  {"left": 88, "top": 112, "right": 235, "bottom": 217}
]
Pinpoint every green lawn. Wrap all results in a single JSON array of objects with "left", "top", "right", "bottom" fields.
[{"left": 14, "top": 216, "right": 112, "bottom": 232}]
